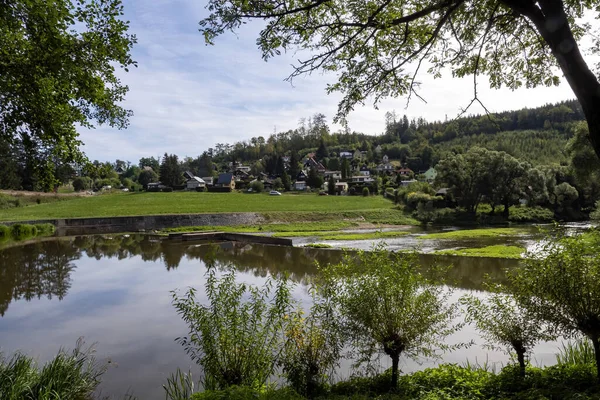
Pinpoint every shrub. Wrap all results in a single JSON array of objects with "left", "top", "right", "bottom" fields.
[
  {"left": 10, "top": 224, "right": 36, "bottom": 240},
  {"left": 362, "top": 187, "right": 370, "bottom": 196},
  {"left": 0, "top": 225, "right": 10, "bottom": 239},
  {"left": 162, "top": 187, "right": 174, "bottom": 192},
  {"left": 72, "top": 176, "right": 91, "bottom": 192},
  {"left": 509, "top": 206, "right": 554, "bottom": 223},
  {"left": 250, "top": 180, "right": 265, "bottom": 193},
  {"left": 34, "top": 223, "right": 56, "bottom": 236},
  {"left": 171, "top": 257, "right": 295, "bottom": 390}
]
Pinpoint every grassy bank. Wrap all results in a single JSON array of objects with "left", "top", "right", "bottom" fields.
[
  {"left": 418, "top": 227, "right": 530, "bottom": 240},
  {"left": 0, "top": 192, "right": 401, "bottom": 222},
  {"left": 186, "top": 363, "right": 600, "bottom": 400},
  {"left": 434, "top": 245, "right": 525, "bottom": 259}
]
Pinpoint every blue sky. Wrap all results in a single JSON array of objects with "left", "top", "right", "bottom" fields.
[{"left": 79, "top": 0, "right": 578, "bottom": 163}]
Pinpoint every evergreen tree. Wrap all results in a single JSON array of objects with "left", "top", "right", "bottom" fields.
[
  {"left": 306, "top": 167, "right": 323, "bottom": 190},
  {"left": 316, "top": 139, "right": 329, "bottom": 160},
  {"left": 289, "top": 152, "right": 301, "bottom": 179},
  {"left": 328, "top": 176, "right": 335, "bottom": 195},
  {"left": 159, "top": 153, "right": 183, "bottom": 188},
  {"left": 282, "top": 171, "right": 291, "bottom": 191},
  {"left": 341, "top": 158, "right": 350, "bottom": 181}
]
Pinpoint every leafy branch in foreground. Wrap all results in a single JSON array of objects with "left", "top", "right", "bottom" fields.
[
  {"left": 171, "top": 258, "right": 295, "bottom": 390},
  {"left": 318, "top": 245, "right": 464, "bottom": 389}
]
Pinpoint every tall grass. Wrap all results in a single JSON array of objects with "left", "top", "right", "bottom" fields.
[
  {"left": 0, "top": 339, "right": 106, "bottom": 400},
  {"left": 556, "top": 339, "right": 596, "bottom": 366}
]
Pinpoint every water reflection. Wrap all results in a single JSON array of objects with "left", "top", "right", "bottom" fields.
[
  {"left": 0, "top": 235, "right": 520, "bottom": 318},
  {"left": 0, "top": 235, "right": 546, "bottom": 399}
]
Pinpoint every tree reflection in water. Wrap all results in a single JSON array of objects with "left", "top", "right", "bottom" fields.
[{"left": 0, "top": 234, "right": 519, "bottom": 317}]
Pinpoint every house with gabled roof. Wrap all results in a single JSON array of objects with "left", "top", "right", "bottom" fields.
[{"left": 186, "top": 176, "right": 206, "bottom": 190}]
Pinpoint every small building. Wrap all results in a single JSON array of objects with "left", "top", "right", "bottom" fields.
[
  {"left": 351, "top": 176, "right": 374, "bottom": 183},
  {"left": 186, "top": 176, "right": 206, "bottom": 190},
  {"left": 340, "top": 151, "right": 353, "bottom": 159},
  {"left": 202, "top": 176, "right": 214, "bottom": 186},
  {"left": 423, "top": 167, "right": 437, "bottom": 183},
  {"left": 397, "top": 167, "right": 414, "bottom": 176},
  {"left": 294, "top": 181, "right": 307, "bottom": 191},
  {"left": 323, "top": 170, "right": 342, "bottom": 181},
  {"left": 359, "top": 165, "right": 370, "bottom": 176},
  {"left": 399, "top": 179, "right": 418, "bottom": 187},
  {"left": 214, "top": 173, "right": 235, "bottom": 191},
  {"left": 335, "top": 182, "right": 349, "bottom": 193}
]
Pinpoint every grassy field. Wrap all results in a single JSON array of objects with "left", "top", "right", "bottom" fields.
[{"left": 0, "top": 192, "right": 400, "bottom": 222}]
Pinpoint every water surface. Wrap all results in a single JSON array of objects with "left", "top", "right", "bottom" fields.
[{"left": 0, "top": 235, "right": 562, "bottom": 398}]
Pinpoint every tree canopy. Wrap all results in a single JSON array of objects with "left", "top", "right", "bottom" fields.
[
  {"left": 199, "top": 0, "right": 600, "bottom": 158},
  {"left": 0, "top": 0, "right": 136, "bottom": 189}
]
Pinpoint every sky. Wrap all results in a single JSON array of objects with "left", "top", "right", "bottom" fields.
[{"left": 79, "top": 0, "right": 579, "bottom": 162}]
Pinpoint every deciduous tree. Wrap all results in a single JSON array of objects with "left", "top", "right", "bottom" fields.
[
  {"left": 1, "top": 0, "right": 136, "bottom": 184},
  {"left": 198, "top": 0, "right": 600, "bottom": 160}
]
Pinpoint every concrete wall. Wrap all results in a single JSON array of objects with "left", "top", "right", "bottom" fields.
[{"left": 3, "top": 213, "right": 265, "bottom": 236}]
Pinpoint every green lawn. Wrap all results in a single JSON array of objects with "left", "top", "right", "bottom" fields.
[{"left": 0, "top": 192, "right": 397, "bottom": 221}]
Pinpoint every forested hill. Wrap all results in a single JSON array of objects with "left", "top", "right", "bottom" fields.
[{"left": 210, "top": 99, "right": 584, "bottom": 169}]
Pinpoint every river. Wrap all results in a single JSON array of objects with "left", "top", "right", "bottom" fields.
[{"left": 0, "top": 231, "right": 582, "bottom": 398}]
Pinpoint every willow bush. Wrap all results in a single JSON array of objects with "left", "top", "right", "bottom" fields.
[{"left": 171, "top": 259, "right": 295, "bottom": 390}]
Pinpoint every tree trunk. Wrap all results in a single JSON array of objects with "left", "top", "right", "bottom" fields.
[
  {"left": 503, "top": 199, "right": 510, "bottom": 219},
  {"left": 516, "top": 349, "right": 526, "bottom": 378},
  {"left": 502, "top": 0, "right": 600, "bottom": 159},
  {"left": 591, "top": 336, "right": 600, "bottom": 381},
  {"left": 391, "top": 353, "right": 400, "bottom": 390}
]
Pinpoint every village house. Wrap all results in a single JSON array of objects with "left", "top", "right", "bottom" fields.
[
  {"left": 359, "top": 165, "right": 370, "bottom": 176},
  {"left": 323, "top": 170, "right": 342, "bottom": 181},
  {"left": 304, "top": 154, "right": 326, "bottom": 173},
  {"left": 423, "top": 167, "right": 437, "bottom": 183},
  {"left": 340, "top": 151, "right": 353, "bottom": 159},
  {"left": 294, "top": 181, "right": 307, "bottom": 191},
  {"left": 397, "top": 167, "right": 414, "bottom": 176},
  {"left": 377, "top": 155, "right": 395, "bottom": 173},
  {"left": 351, "top": 175, "right": 375, "bottom": 183},
  {"left": 213, "top": 173, "right": 236, "bottom": 191},
  {"left": 186, "top": 176, "right": 206, "bottom": 190},
  {"left": 202, "top": 176, "right": 214, "bottom": 186}
]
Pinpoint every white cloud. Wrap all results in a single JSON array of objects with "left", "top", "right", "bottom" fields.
[{"left": 79, "top": 0, "right": 578, "bottom": 162}]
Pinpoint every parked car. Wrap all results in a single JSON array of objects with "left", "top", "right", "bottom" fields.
[
  {"left": 319, "top": 191, "right": 328, "bottom": 196},
  {"left": 269, "top": 190, "right": 282, "bottom": 196}
]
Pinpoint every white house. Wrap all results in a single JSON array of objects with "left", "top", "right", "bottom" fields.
[
  {"left": 186, "top": 176, "right": 206, "bottom": 190},
  {"left": 294, "top": 181, "right": 307, "bottom": 191},
  {"left": 323, "top": 170, "right": 342, "bottom": 181},
  {"left": 359, "top": 166, "right": 370, "bottom": 176},
  {"left": 202, "top": 177, "right": 214, "bottom": 186},
  {"left": 340, "top": 151, "right": 353, "bottom": 158},
  {"left": 351, "top": 176, "right": 375, "bottom": 183}
]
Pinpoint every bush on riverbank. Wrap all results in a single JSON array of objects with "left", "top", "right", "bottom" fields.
[
  {"left": 185, "top": 362, "right": 600, "bottom": 400},
  {"left": 1, "top": 223, "right": 55, "bottom": 241}
]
